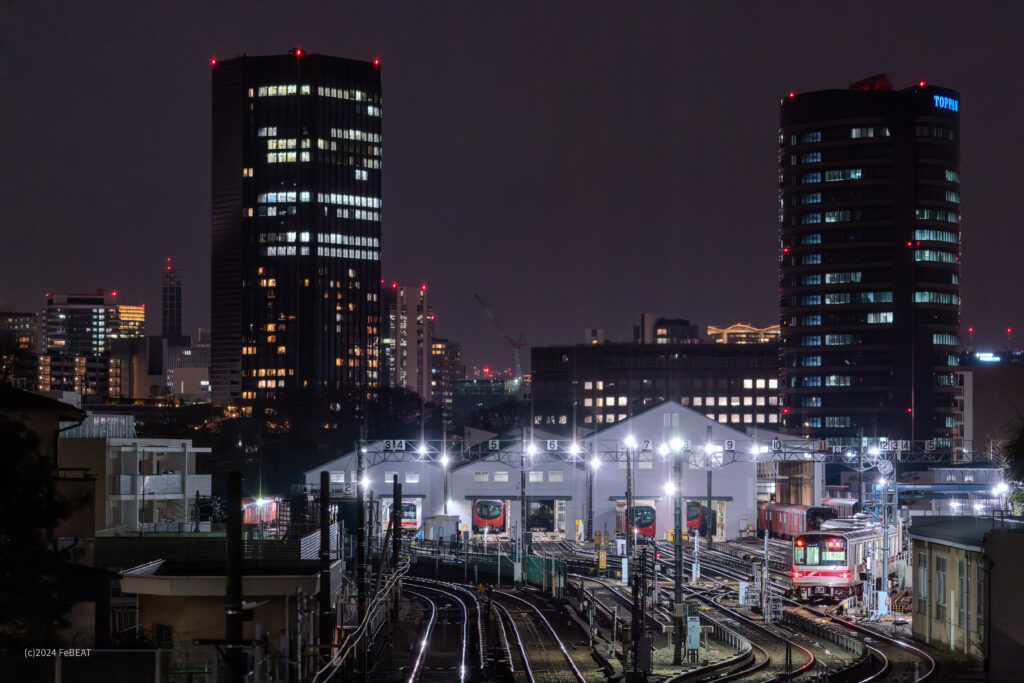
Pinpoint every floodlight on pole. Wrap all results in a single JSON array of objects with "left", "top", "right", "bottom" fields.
[
  {"left": 590, "top": 456, "right": 601, "bottom": 470},
  {"left": 669, "top": 437, "right": 684, "bottom": 452},
  {"left": 624, "top": 435, "right": 638, "bottom": 449}
]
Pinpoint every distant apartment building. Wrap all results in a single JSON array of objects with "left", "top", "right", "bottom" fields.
[
  {"left": 707, "top": 323, "right": 781, "bottom": 344},
  {"left": 39, "top": 291, "right": 122, "bottom": 399},
  {"left": 531, "top": 341, "right": 781, "bottom": 428},
  {"left": 381, "top": 283, "right": 433, "bottom": 399},
  {"left": 115, "top": 303, "right": 147, "bottom": 339},
  {"left": 430, "top": 338, "right": 463, "bottom": 424},
  {"left": 633, "top": 312, "right": 702, "bottom": 344},
  {"left": 0, "top": 311, "right": 41, "bottom": 389}
]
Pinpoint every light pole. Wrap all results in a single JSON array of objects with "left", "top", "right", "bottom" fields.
[
  {"left": 440, "top": 453, "right": 450, "bottom": 515},
  {"left": 624, "top": 435, "right": 637, "bottom": 559},
  {"left": 670, "top": 437, "right": 684, "bottom": 665},
  {"left": 589, "top": 455, "right": 600, "bottom": 542}
]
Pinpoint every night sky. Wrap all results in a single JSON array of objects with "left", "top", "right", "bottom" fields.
[{"left": 2, "top": 2, "right": 1022, "bottom": 370}]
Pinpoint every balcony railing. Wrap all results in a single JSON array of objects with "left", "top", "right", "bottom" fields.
[{"left": 112, "top": 474, "right": 211, "bottom": 497}]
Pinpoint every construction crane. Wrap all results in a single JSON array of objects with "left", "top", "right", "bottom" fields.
[{"left": 474, "top": 293, "right": 526, "bottom": 380}]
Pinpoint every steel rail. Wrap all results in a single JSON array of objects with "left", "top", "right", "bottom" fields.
[
  {"left": 493, "top": 589, "right": 588, "bottom": 683},
  {"left": 406, "top": 589, "right": 438, "bottom": 683},
  {"left": 406, "top": 580, "right": 468, "bottom": 682},
  {"left": 491, "top": 597, "right": 535, "bottom": 683}
]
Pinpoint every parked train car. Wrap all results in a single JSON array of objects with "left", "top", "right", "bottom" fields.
[
  {"left": 615, "top": 500, "right": 656, "bottom": 540},
  {"left": 472, "top": 498, "right": 506, "bottom": 533},
  {"left": 686, "top": 501, "right": 716, "bottom": 538},
  {"left": 822, "top": 497, "right": 860, "bottom": 518},
  {"left": 242, "top": 497, "right": 282, "bottom": 526},
  {"left": 791, "top": 518, "right": 899, "bottom": 598},
  {"left": 757, "top": 502, "right": 838, "bottom": 539},
  {"left": 382, "top": 498, "right": 422, "bottom": 535}
]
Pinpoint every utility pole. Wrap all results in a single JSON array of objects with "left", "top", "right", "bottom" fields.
[
  {"left": 318, "top": 471, "right": 333, "bottom": 654},
  {"left": 626, "top": 441, "right": 634, "bottom": 558},
  {"left": 225, "top": 471, "right": 243, "bottom": 683},
  {"left": 392, "top": 478, "right": 402, "bottom": 566},
  {"left": 705, "top": 425, "right": 714, "bottom": 550},
  {"left": 673, "top": 449, "right": 683, "bottom": 665},
  {"left": 356, "top": 443, "right": 367, "bottom": 626},
  {"left": 586, "top": 457, "right": 594, "bottom": 541}
]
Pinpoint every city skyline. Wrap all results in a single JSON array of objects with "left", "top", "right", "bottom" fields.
[{"left": 3, "top": 3, "right": 1024, "bottom": 370}]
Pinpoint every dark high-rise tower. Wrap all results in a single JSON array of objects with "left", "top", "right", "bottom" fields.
[
  {"left": 779, "top": 75, "right": 961, "bottom": 452},
  {"left": 162, "top": 257, "right": 187, "bottom": 344},
  {"left": 211, "top": 49, "right": 382, "bottom": 431}
]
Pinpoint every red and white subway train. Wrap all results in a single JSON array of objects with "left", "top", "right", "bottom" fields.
[
  {"left": 757, "top": 502, "right": 838, "bottom": 539},
  {"left": 382, "top": 498, "right": 422, "bottom": 535},
  {"left": 791, "top": 517, "right": 900, "bottom": 599},
  {"left": 616, "top": 500, "right": 657, "bottom": 540},
  {"left": 472, "top": 498, "right": 506, "bottom": 534}
]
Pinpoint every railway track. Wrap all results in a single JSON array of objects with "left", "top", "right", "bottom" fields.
[
  {"left": 490, "top": 589, "right": 589, "bottom": 683},
  {"left": 404, "top": 582, "right": 471, "bottom": 683},
  {"left": 654, "top": 542, "right": 937, "bottom": 682}
]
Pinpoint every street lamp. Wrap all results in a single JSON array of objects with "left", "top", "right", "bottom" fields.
[
  {"left": 440, "top": 453, "right": 450, "bottom": 514},
  {"left": 670, "top": 436, "right": 685, "bottom": 665}
]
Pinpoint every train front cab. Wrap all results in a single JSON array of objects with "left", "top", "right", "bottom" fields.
[
  {"left": 615, "top": 499, "right": 656, "bottom": 543},
  {"left": 472, "top": 498, "right": 506, "bottom": 534},
  {"left": 792, "top": 532, "right": 854, "bottom": 598}
]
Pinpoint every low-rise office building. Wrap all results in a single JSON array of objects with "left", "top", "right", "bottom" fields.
[{"left": 909, "top": 515, "right": 1024, "bottom": 665}]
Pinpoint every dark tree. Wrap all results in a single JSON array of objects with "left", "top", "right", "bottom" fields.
[{"left": 0, "top": 417, "right": 74, "bottom": 663}]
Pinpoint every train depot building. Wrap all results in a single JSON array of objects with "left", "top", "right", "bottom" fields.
[{"left": 303, "top": 402, "right": 824, "bottom": 545}]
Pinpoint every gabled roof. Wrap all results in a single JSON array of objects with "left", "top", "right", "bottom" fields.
[
  {"left": 908, "top": 515, "right": 1024, "bottom": 550},
  {"left": 0, "top": 386, "right": 86, "bottom": 422}
]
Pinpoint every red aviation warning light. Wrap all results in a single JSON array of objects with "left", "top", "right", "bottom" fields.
[
  {"left": 210, "top": 57, "right": 217, "bottom": 67},
  {"left": 373, "top": 57, "right": 380, "bottom": 67},
  {"left": 294, "top": 47, "right": 304, "bottom": 57},
  {"left": 788, "top": 91, "right": 796, "bottom": 99},
  {"left": 919, "top": 81, "right": 926, "bottom": 87}
]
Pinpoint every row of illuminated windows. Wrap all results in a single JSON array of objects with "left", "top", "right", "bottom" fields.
[
  {"left": 260, "top": 231, "right": 309, "bottom": 243},
  {"left": 315, "top": 86, "right": 373, "bottom": 102},
  {"left": 802, "top": 334, "right": 862, "bottom": 346},
  {"left": 798, "top": 210, "right": 854, "bottom": 224},
  {"left": 256, "top": 84, "right": 310, "bottom": 97},
  {"left": 257, "top": 126, "right": 278, "bottom": 137},
  {"left": 267, "top": 151, "right": 309, "bottom": 163},
  {"left": 330, "top": 128, "right": 382, "bottom": 143},
  {"left": 258, "top": 191, "right": 310, "bottom": 203},
  {"left": 914, "top": 229, "right": 958, "bottom": 244},
  {"left": 933, "top": 333, "right": 959, "bottom": 346},
  {"left": 267, "top": 138, "right": 299, "bottom": 150},
  {"left": 801, "top": 416, "right": 853, "bottom": 428},
  {"left": 795, "top": 272, "right": 863, "bottom": 286},
  {"left": 335, "top": 208, "right": 381, "bottom": 221},
  {"left": 315, "top": 246, "right": 380, "bottom": 261},
  {"left": 798, "top": 292, "right": 893, "bottom": 305},
  {"left": 318, "top": 233, "right": 380, "bottom": 247},
  {"left": 744, "top": 378, "right": 779, "bottom": 389},
  {"left": 851, "top": 126, "right": 890, "bottom": 139},
  {"left": 793, "top": 375, "right": 852, "bottom": 387},
  {"left": 694, "top": 396, "right": 780, "bottom": 407},
  {"left": 713, "top": 413, "right": 777, "bottom": 424},
  {"left": 915, "top": 249, "right": 958, "bottom": 264},
  {"left": 915, "top": 208, "right": 959, "bottom": 223},
  {"left": 914, "top": 126, "right": 955, "bottom": 141},
  {"left": 317, "top": 192, "right": 382, "bottom": 208},
  {"left": 257, "top": 379, "right": 285, "bottom": 388},
  {"left": 945, "top": 169, "right": 960, "bottom": 183},
  {"left": 914, "top": 291, "right": 960, "bottom": 305}
]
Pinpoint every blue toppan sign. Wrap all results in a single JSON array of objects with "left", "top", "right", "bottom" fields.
[{"left": 933, "top": 94, "right": 959, "bottom": 111}]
